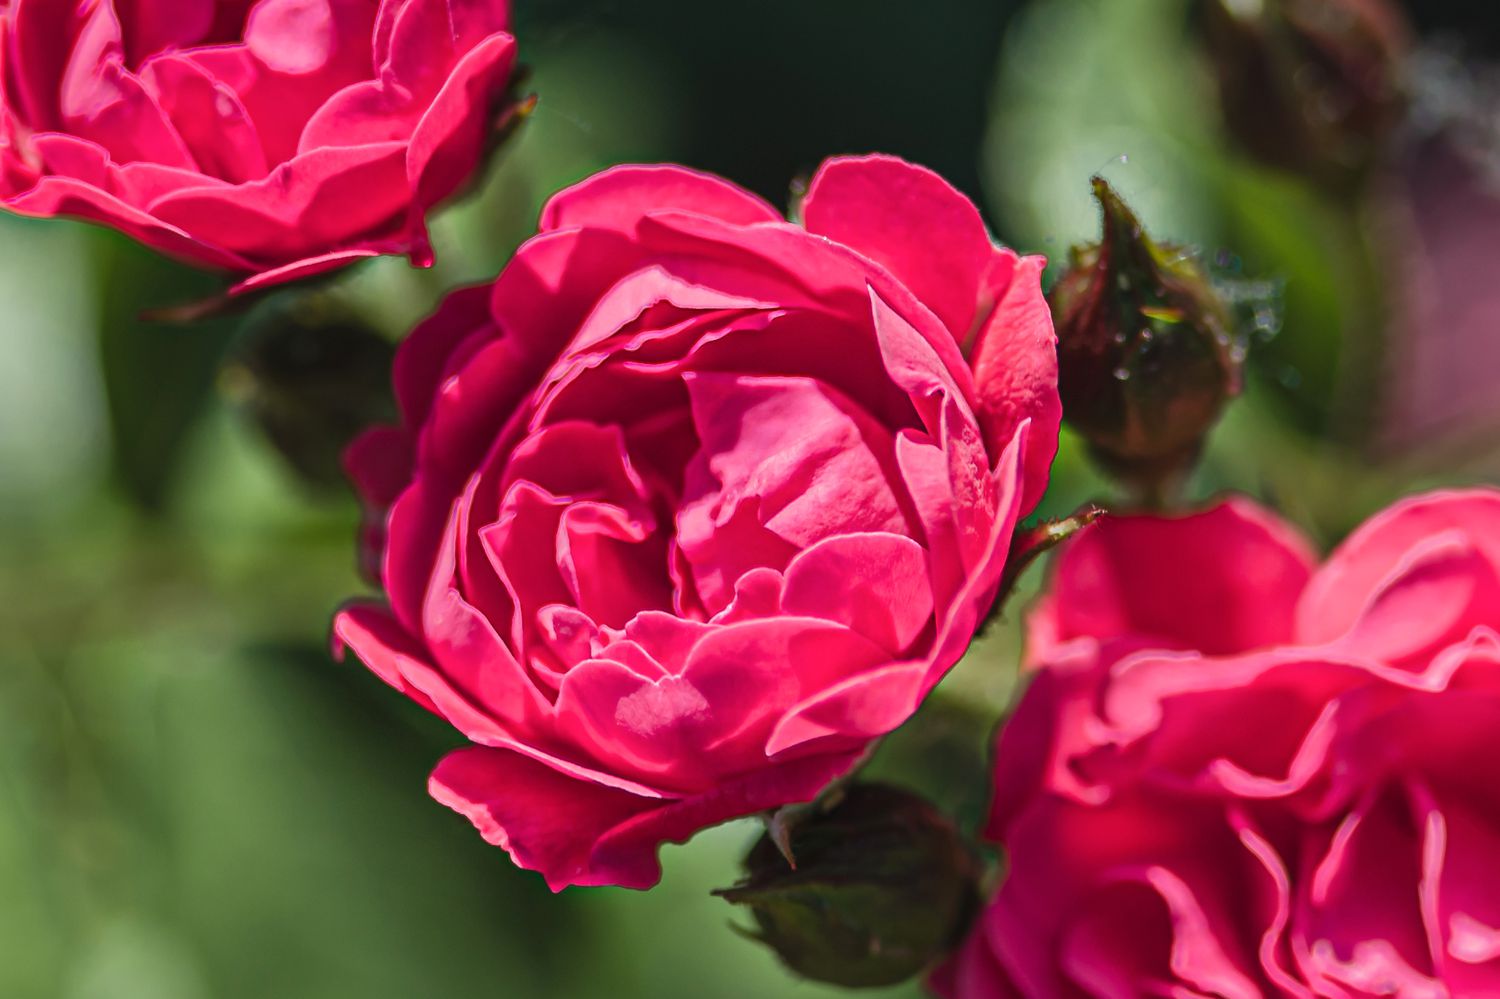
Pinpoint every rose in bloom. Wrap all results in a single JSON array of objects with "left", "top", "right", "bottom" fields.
[
  {"left": 0, "top": 0, "right": 517, "bottom": 294},
  {"left": 942, "top": 490, "right": 1500, "bottom": 998},
  {"left": 334, "top": 155, "right": 1060, "bottom": 890}
]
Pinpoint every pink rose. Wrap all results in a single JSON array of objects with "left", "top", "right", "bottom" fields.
[
  {"left": 334, "top": 155, "right": 1060, "bottom": 890},
  {"left": 0, "top": 0, "right": 517, "bottom": 294},
  {"left": 943, "top": 489, "right": 1500, "bottom": 998}
]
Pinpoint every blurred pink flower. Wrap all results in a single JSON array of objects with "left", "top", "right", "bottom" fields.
[
  {"left": 0, "top": 0, "right": 518, "bottom": 293},
  {"left": 944, "top": 489, "right": 1500, "bottom": 998},
  {"left": 334, "top": 155, "right": 1060, "bottom": 890}
]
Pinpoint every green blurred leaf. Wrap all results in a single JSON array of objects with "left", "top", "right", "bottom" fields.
[{"left": 92, "top": 236, "right": 238, "bottom": 512}]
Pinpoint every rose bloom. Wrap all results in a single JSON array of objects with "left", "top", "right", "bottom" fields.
[
  {"left": 334, "top": 155, "right": 1060, "bottom": 890},
  {"left": 0, "top": 0, "right": 517, "bottom": 293},
  {"left": 941, "top": 490, "right": 1500, "bottom": 998}
]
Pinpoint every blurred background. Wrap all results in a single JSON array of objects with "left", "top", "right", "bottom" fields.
[{"left": 4, "top": 0, "right": 1500, "bottom": 995}]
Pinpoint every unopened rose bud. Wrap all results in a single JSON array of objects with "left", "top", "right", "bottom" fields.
[
  {"left": 221, "top": 298, "right": 395, "bottom": 490},
  {"left": 715, "top": 783, "right": 981, "bottom": 989},
  {"left": 1051, "top": 178, "right": 1243, "bottom": 501},
  {"left": 1199, "top": 0, "right": 1409, "bottom": 182}
]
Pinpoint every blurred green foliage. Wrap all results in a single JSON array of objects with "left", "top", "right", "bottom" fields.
[{"left": 2, "top": 0, "right": 1498, "bottom": 996}]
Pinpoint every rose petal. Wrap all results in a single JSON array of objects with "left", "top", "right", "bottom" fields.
[
  {"left": 8, "top": 0, "right": 81, "bottom": 129},
  {"left": 140, "top": 51, "right": 269, "bottom": 183},
  {"left": 780, "top": 532, "right": 934, "bottom": 655},
  {"left": 1327, "top": 530, "right": 1500, "bottom": 667},
  {"left": 147, "top": 140, "right": 408, "bottom": 263},
  {"left": 1300, "top": 490, "right": 1500, "bottom": 647},
  {"left": 1047, "top": 498, "right": 1318, "bottom": 657},
  {"left": 61, "top": 30, "right": 197, "bottom": 171},
  {"left": 245, "top": 0, "right": 338, "bottom": 75},
  {"left": 803, "top": 153, "right": 994, "bottom": 339},
  {"left": 344, "top": 425, "right": 412, "bottom": 511},
  {"left": 968, "top": 252, "right": 1059, "bottom": 514},
  {"left": 402, "top": 28, "right": 514, "bottom": 249},
  {"left": 676, "top": 371, "right": 908, "bottom": 609},
  {"left": 227, "top": 246, "right": 385, "bottom": 295},
  {"left": 540, "top": 163, "right": 782, "bottom": 234},
  {"left": 429, "top": 744, "right": 856, "bottom": 891},
  {"left": 5, "top": 172, "right": 252, "bottom": 270},
  {"left": 1294, "top": 785, "right": 1441, "bottom": 996}
]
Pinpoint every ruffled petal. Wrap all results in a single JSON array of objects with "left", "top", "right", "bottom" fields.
[{"left": 1299, "top": 489, "right": 1500, "bottom": 646}]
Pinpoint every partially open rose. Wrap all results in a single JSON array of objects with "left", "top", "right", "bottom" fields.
[
  {"left": 334, "top": 155, "right": 1060, "bottom": 889},
  {"left": 0, "top": 0, "right": 518, "bottom": 294},
  {"left": 944, "top": 490, "right": 1500, "bottom": 997}
]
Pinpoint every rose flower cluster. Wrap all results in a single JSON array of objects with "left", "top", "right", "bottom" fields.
[
  {"left": 945, "top": 491, "right": 1500, "bottom": 998},
  {"left": 5, "top": 1, "right": 1498, "bottom": 993},
  {"left": 0, "top": 0, "right": 518, "bottom": 293}
]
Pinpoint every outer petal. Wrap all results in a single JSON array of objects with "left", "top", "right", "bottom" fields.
[
  {"left": 392, "top": 283, "right": 499, "bottom": 427},
  {"left": 987, "top": 641, "right": 1114, "bottom": 838},
  {"left": 931, "top": 923, "right": 1022, "bottom": 999},
  {"left": 5, "top": 173, "right": 253, "bottom": 270},
  {"left": 147, "top": 141, "right": 409, "bottom": 263},
  {"left": 335, "top": 605, "right": 672, "bottom": 795},
  {"left": 803, "top": 153, "right": 994, "bottom": 339},
  {"left": 539, "top": 163, "right": 783, "bottom": 234},
  {"left": 227, "top": 246, "right": 386, "bottom": 295},
  {"left": 1319, "top": 530, "right": 1500, "bottom": 668},
  {"left": 344, "top": 424, "right": 411, "bottom": 508},
  {"left": 403, "top": 31, "right": 517, "bottom": 261},
  {"left": 343, "top": 425, "right": 412, "bottom": 579},
  {"left": 1043, "top": 497, "right": 1318, "bottom": 657},
  {"left": 333, "top": 600, "right": 441, "bottom": 718},
  {"left": 420, "top": 504, "right": 551, "bottom": 730},
  {"left": 429, "top": 744, "right": 859, "bottom": 891},
  {"left": 1297, "top": 488, "right": 1500, "bottom": 645}
]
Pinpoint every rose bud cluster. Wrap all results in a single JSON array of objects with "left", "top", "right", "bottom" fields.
[
  {"left": 942, "top": 489, "right": 1500, "bottom": 997},
  {"left": 1050, "top": 178, "right": 1243, "bottom": 501},
  {"left": 1199, "top": 0, "right": 1410, "bottom": 183},
  {"left": 334, "top": 155, "right": 1061, "bottom": 890},
  {"left": 0, "top": 0, "right": 520, "bottom": 294}
]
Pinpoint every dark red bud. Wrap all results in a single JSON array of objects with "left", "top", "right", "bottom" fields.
[
  {"left": 1051, "top": 178, "right": 1243, "bottom": 501},
  {"left": 1199, "top": 0, "right": 1410, "bottom": 183}
]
